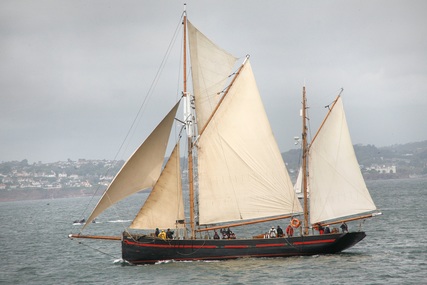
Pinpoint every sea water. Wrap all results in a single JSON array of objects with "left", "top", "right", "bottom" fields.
[{"left": 1, "top": 178, "right": 426, "bottom": 284}]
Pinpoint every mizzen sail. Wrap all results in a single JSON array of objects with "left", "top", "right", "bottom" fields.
[
  {"left": 83, "top": 102, "right": 180, "bottom": 228},
  {"left": 308, "top": 96, "right": 377, "bottom": 224},
  {"left": 197, "top": 60, "right": 302, "bottom": 225}
]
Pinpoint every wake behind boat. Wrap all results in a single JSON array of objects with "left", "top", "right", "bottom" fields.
[{"left": 69, "top": 6, "right": 380, "bottom": 265}]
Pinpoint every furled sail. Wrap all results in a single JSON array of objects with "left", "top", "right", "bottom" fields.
[
  {"left": 187, "top": 20, "right": 238, "bottom": 131},
  {"left": 197, "top": 60, "right": 302, "bottom": 225},
  {"left": 83, "top": 102, "right": 180, "bottom": 228},
  {"left": 130, "top": 143, "right": 185, "bottom": 230},
  {"left": 308, "top": 96, "right": 377, "bottom": 224}
]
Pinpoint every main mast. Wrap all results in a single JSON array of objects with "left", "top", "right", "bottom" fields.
[
  {"left": 302, "top": 86, "right": 309, "bottom": 236},
  {"left": 182, "top": 7, "right": 196, "bottom": 239}
]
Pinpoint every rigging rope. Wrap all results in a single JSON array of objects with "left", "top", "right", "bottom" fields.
[{"left": 74, "top": 13, "right": 185, "bottom": 235}]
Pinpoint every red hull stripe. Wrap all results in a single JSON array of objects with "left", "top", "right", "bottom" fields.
[
  {"left": 124, "top": 238, "right": 336, "bottom": 249},
  {"left": 255, "top": 243, "right": 286, "bottom": 248},
  {"left": 293, "top": 239, "right": 336, "bottom": 245}
]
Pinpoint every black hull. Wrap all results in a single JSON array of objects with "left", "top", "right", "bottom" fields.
[{"left": 122, "top": 232, "right": 366, "bottom": 265}]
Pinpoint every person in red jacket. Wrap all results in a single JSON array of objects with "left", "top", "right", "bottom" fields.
[{"left": 286, "top": 224, "right": 294, "bottom": 237}]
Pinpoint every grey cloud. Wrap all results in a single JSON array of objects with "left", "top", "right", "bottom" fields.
[{"left": 1, "top": 0, "right": 426, "bottom": 162}]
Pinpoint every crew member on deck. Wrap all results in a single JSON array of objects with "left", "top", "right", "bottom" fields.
[
  {"left": 269, "top": 226, "right": 277, "bottom": 238},
  {"left": 277, "top": 225, "right": 284, "bottom": 237},
  {"left": 286, "top": 224, "right": 294, "bottom": 237},
  {"left": 158, "top": 230, "right": 166, "bottom": 239},
  {"left": 166, "top": 228, "right": 174, "bottom": 239},
  {"left": 318, "top": 224, "right": 324, "bottom": 235}
]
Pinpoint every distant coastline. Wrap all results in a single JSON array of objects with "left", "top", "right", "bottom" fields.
[{"left": 2, "top": 140, "right": 426, "bottom": 202}]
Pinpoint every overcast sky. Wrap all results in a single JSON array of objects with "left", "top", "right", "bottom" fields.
[{"left": 1, "top": 0, "right": 426, "bottom": 163}]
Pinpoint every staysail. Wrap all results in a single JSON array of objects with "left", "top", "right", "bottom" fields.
[
  {"left": 197, "top": 60, "right": 302, "bottom": 225},
  {"left": 294, "top": 167, "right": 302, "bottom": 194},
  {"left": 308, "top": 96, "right": 377, "bottom": 224},
  {"left": 187, "top": 20, "right": 238, "bottom": 131},
  {"left": 130, "top": 143, "right": 185, "bottom": 230},
  {"left": 83, "top": 102, "right": 180, "bottom": 228},
  {"left": 294, "top": 166, "right": 310, "bottom": 196}
]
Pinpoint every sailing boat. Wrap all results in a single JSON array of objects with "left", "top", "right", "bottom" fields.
[{"left": 69, "top": 9, "right": 380, "bottom": 264}]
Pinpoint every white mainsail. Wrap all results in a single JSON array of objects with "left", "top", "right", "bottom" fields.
[
  {"left": 308, "top": 96, "right": 377, "bottom": 224},
  {"left": 83, "top": 102, "right": 180, "bottom": 228},
  {"left": 187, "top": 20, "right": 238, "bottom": 131},
  {"left": 197, "top": 60, "right": 302, "bottom": 225},
  {"left": 130, "top": 143, "right": 185, "bottom": 230}
]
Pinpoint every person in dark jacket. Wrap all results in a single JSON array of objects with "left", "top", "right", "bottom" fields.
[
  {"left": 324, "top": 225, "right": 330, "bottom": 234},
  {"left": 166, "top": 228, "right": 174, "bottom": 239},
  {"left": 277, "top": 225, "right": 284, "bottom": 237},
  {"left": 213, "top": 230, "right": 220, "bottom": 239}
]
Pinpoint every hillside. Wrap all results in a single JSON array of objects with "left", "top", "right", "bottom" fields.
[
  {"left": 1, "top": 141, "right": 426, "bottom": 202},
  {"left": 283, "top": 140, "right": 427, "bottom": 180}
]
